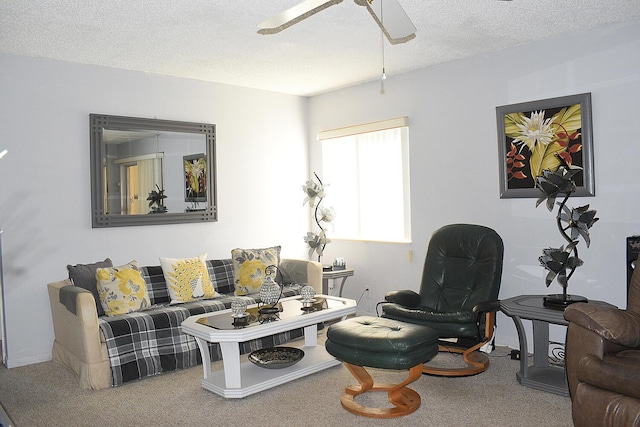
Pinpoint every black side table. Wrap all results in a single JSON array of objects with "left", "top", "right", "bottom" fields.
[{"left": 500, "top": 294, "right": 615, "bottom": 396}]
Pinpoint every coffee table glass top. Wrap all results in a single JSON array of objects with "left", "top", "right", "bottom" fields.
[{"left": 196, "top": 297, "right": 342, "bottom": 330}]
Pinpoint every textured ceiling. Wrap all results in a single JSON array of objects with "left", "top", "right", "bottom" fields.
[{"left": 1, "top": 0, "right": 639, "bottom": 96}]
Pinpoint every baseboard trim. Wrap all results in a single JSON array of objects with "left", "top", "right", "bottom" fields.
[
  {"left": 0, "top": 403, "right": 15, "bottom": 427},
  {"left": 5, "top": 353, "right": 52, "bottom": 369}
]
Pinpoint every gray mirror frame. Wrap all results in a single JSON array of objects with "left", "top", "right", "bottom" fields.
[{"left": 90, "top": 114, "right": 217, "bottom": 228}]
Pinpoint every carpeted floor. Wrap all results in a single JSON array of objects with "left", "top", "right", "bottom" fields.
[{"left": 0, "top": 341, "right": 573, "bottom": 427}]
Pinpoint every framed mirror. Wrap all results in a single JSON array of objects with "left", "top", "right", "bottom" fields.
[{"left": 90, "top": 114, "right": 217, "bottom": 228}]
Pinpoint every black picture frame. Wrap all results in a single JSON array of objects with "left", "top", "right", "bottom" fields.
[{"left": 496, "top": 93, "right": 594, "bottom": 199}]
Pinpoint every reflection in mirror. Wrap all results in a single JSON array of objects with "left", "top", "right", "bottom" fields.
[
  {"left": 103, "top": 129, "right": 206, "bottom": 215},
  {"left": 90, "top": 114, "right": 217, "bottom": 228}
]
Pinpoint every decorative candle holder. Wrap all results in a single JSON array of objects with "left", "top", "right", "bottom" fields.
[
  {"left": 300, "top": 285, "right": 316, "bottom": 302},
  {"left": 300, "top": 284, "right": 316, "bottom": 311},
  {"left": 258, "top": 265, "right": 283, "bottom": 315},
  {"left": 230, "top": 298, "right": 248, "bottom": 318}
]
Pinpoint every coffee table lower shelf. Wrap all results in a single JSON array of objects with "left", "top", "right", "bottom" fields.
[
  {"left": 181, "top": 295, "right": 357, "bottom": 399},
  {"left": 202, "top": 345, "right": 339, "bottom": 398}
]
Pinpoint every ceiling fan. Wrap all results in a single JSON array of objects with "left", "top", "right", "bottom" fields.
[{"left": 257, "top": 0, "right": 417, "bottom": 45}]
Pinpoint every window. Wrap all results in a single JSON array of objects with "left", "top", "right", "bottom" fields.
[{"left": 320, "top": 117, "right": 411, "bottom": 243}]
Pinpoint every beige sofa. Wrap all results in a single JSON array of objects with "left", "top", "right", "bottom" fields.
[{"left": 48, "top": 258, "right": 322, "bottom": 390}]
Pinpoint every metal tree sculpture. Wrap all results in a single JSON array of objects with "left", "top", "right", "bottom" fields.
[
  {"left": 302, "top": 173, "right": 333, "bottom": 262},
  {"left": 536, "top": 164, "right": 598, "bottom": 308}
]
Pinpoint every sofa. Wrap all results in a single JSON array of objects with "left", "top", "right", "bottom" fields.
[
  {"left": 48, "top": 254, "right": 322, "bottom": 390},
  {"left": 564, "top": 254, "right": 640, "bottom": 426}
]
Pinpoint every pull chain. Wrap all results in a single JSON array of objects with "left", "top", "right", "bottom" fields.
[{"left": 380, "top": 4, "right": 386, "bottom": 94}]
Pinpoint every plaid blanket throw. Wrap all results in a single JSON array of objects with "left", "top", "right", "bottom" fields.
[
  {"left": 99, "top": 290, "right": 303, "bottom": 386},
  {"left": 97, "top": 259, "right": 305, "bottom": 386}
]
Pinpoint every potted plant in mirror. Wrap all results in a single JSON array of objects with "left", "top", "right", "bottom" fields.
[
  {"left": 147, "top": 184, "right": 167, "bottom": 214},
  {"left": 536, "top": 161, "right": 598, "bottom": 309}
]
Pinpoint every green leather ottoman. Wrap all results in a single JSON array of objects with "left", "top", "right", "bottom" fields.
[{"left": 326, "top": 316, "right": 439, "bottom": 418}]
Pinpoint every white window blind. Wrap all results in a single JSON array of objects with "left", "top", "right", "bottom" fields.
[{"left": 320, "top": 118, "right": 411, "bottom": 243}]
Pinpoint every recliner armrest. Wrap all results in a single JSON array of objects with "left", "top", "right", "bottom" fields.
[
  {"left": 578, "top": 352, "right": 640, "bottom": 400},
  {"left": 384, "top": 290, "right": 421, "bottom": 308},
  {"left": 472, "top": 300, "right": 501, "bottom": 314},
  {"left": 471, "top": 300, "right": 500, "bottom": 342},
  {"left": 565, "top": 302, "right": 640, "bottom": 349}
]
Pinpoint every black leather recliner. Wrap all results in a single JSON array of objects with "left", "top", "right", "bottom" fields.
[{"left": 382, "top": 223, "right": 504, "bottom": 376}]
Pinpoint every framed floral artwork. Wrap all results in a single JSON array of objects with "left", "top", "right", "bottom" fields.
[
  {"left": 184, "top": 153, "right": 207, "bottom": 202},
  {"left": 496, "top": 93, "right": 594, "bottom": 199}
]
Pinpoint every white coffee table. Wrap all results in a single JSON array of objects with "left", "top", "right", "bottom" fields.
[{"left": 181, "top": 294, "right": 356, "bottom": 398}]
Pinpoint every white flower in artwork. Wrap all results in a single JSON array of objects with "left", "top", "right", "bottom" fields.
[
  {"left": 189, "top": 159, "right": 204, "bottom": 179},
  {"left": 512, "top": 110, "right": 554, "bottom": 152}
]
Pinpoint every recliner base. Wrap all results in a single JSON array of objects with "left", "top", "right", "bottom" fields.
[{"left": 422, "top": 342, "right": 490, "bottom": 377}]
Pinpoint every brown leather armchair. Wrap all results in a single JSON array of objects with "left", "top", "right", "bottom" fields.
[{"left": 564, "top": 256, "right": 640, "bottom": 427}]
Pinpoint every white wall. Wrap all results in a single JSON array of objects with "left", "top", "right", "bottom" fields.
[
  {"left": 1, "top": 18, "right": 639, "bottom": 368},
  {"left": 0, "top": 54, "right": 310, "bottom": 367},
  {"left": 309, "top": 19, "right": 640, "bottom": 350}
]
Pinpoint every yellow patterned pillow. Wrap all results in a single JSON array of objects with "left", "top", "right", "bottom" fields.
[
  {"left": 232, "top": 246, "right": 281, "bottom": 296},
  {"left": 159, "top": 253, "right": 218, "bottom": 304},
  {"left": 96, "top": 260, "right": 150, "bottom": 317}
]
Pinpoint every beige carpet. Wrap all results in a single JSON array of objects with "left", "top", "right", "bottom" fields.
[{"left": 0, "top": 340, "right": 573, "bottom": 427}]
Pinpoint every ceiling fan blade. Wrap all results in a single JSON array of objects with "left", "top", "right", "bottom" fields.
[
  {"left": 258, "top": 0, "right": 344, "bottom": 34},
  {"left": 355, "top": 0, "right": 416, "bottom": 44}
]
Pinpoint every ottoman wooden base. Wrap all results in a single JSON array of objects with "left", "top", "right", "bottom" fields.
[
  {"left": 326, "top": 316, "right": 439, "bottom": 418},
  {"left": 341, "top": 362, "right": 423, "bottom": 418}
]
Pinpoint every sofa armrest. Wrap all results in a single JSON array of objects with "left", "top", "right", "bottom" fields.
[
  {"left": 565, "top": 302, "right": 640, "bottom": 348},
  {"left": 59, "top": 284, "right": 91, "bottom": 314},
  {"left": 47, "top": 279, "right": 107, "bottom": 369},
  {"left": 279, "top": 259, "right": 323, "bottom": 295}
]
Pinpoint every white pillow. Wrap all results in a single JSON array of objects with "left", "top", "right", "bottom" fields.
[{"left": 159, "top": 253, "right": 218, "bottom": 304}]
